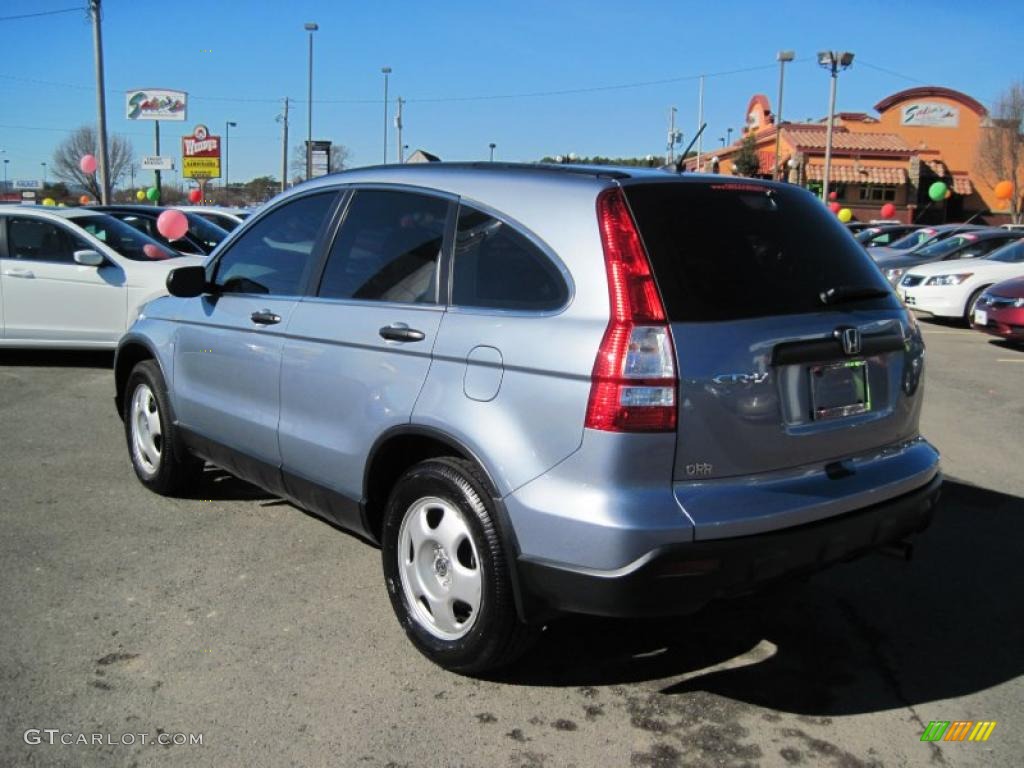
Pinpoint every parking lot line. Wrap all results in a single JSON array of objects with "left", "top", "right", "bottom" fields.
[{"left": 996, "top": 359, "right": 1024, "bottom": 363}]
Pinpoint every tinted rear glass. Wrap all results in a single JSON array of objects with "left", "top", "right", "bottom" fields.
[{"left": 625, "top": 182, "right": 897, "bottom": 322}]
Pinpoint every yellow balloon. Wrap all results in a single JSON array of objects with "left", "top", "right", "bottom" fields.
[
  {"left": 837, "top": 207, "right": 853, "bottom": 223},
  {"left": 42, "top": 197, "right": 56, "bottom": 207},
  {"left": 136, "top": 189, "right": 146, "bottom": 201}
]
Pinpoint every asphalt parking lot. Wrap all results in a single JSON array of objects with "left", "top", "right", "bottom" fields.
[{"left": 1, "top": 319, "right": 1021, "bottom": 768}]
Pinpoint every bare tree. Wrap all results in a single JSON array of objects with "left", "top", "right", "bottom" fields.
[
  {"left": 52, "top": 125, "right": 134, "bottom": 199},
  {"left": 289, "top": 142, "right": 351, "bottom": 183},
  {"left": 977, "top": 81, "right": 1024, "bottom": 223}
]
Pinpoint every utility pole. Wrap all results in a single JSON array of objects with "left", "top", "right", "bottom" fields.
[
  {"left": 395, "top": 97, "right": 404, "bottom": 163},
  {"left": 88, "top": 0, "right": 111, "bottom": 204},
  {"left": 696, "top": 75, "right": 705, "bottom": 172},
  {"left": 280, "top": 97, "right": 290, "bottom": 195},
  {"left": 154, "top": 122, "right": 161, "bottom": 201},
  {"left": 667, "top": 106, "right": 680, "bottom": 165}
]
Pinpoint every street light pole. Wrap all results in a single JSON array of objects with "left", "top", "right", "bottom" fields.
[
  {"left": 41, "top": 162, "right": 47, "bottom": 186},
  {"left": 488, "top": 143, "right": 496, "bottom": 162},
  {"left": 818, "top": 50, "right": 855, "bottom": 202},
  {"left": 225, "top": 120, "right": 236, "bottom": 197},
  {"left": 726, "top": 127, "right": 733, "bottom": 146},
  {"left": 381, "top": 67, "right": 392, "bottom": 164},
  {"left": 304, "top": 22, "right": 318, "bottom": 181},
  {"left": 773, "top": 50, "right": 795, "bottom": 181},
  {"left": 395, "top": 97, "right": 404, "bottom": 163}
]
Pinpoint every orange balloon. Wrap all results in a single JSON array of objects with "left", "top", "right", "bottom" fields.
[
  {"left": 79, "top": 195, "right": 91, "bottom": 205},
  {"left": 994, "top": 180, "right": 1013, "bottom": 200},
  {"left": 944, "top": 189, "right": 952, "bottom": 199}
]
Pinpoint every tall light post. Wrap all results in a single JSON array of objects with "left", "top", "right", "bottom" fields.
[
  {"left": 818, "top": 50, "right": 855, "bottom": 201},
  {"left": 3, "top": 158, "right": 9, "bottom": 190},
  {"left": 41, "top": 162, "right": 47, "bottom": 186},
  {"left": 773, "top": 50, "right": 795, "bottom": 181},
  {"left": 726, "top": 127, "right": 733, "bottom": 146},
  {"left": 381, "top": 66, "right": 392, "bottom": 164},
  {"left": 225, "top": 120, "right": 237, "bottom": 196},
  {"left": 304, "top": 22, "right": 318, "bottom": 180},
  {"left": 488, "top": 143, "right": 496, "bottom": 162}
]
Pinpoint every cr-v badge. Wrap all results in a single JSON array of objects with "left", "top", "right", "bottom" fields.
[{"left": 711, "top": 372, "right": 770, "bottom": 385}]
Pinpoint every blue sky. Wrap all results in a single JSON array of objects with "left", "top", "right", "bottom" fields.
[{"left": 1, "top": 0, "right": 1022, "bottom": 186}]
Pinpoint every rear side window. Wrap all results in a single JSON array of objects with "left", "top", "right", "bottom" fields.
[
  {"left": 214, "top": 192, "right": 336, "bottom": 296},
  {"left": 452, "top": 205, "right": 567, "bottom": 311},
  {"left": 625, "top": 182, "right": 897, "bottom": 322},
  {"left": 318, "top": 189, "right": 448, "bottom": 304}
]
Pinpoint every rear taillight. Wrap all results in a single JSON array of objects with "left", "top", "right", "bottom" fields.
[{"left": 585, "top": 187, "right": 677, "bottom": 432}]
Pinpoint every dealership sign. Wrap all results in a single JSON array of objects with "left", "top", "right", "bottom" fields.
[
  {"left": 141, "top": 156, "right": 174, "bottom": 171},
  {"left": 126, "top": 88, "right": 187, "bottom": 121},
  {"left": 181, "top": 125, "right": 221, "bottom": 179},
  {"left": 901, "top": 102, "right": 959, "bottom": 128}
]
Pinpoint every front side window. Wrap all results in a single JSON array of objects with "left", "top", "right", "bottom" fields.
[
  {"left": 70, "top": 214, "right": 177, "bottom": 261},
  {"left": 318, "top": 189, "right": 448, "bottom": 304},
  {"left": 213, "top": 192, "right": 336, "bottom": 296},
  {"left": 5, "top": 217, "right": 86, "bottom": 264},
  {"left": 451, "top": 205, "right": 568, "bottom": 311}
]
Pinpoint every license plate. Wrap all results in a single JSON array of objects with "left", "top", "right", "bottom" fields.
[
  {"left": 809, "top": 360, "right": 870, "bottom": 421},
  {"left": 974, "top": 309, "right": 987, "bottom": 326}
]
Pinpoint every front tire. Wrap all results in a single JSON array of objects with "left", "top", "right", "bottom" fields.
[
  {"left": 381, "top": 458, "right": 536, "bottom": 674},
  {"left": 123, "top": 360, "right": 202, "bottom": 496},
  {"left": 964, "top": 286, "right": 987, "bottom": 326}
]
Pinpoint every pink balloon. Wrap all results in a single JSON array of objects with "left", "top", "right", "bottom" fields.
[
  {"left": 880, "top": 202, "right": 896, "bottom": 219},
  {"left": 142, "top": 243, "right": 169, "bottom": 260},
  {"left": 829, "top": 201, "right": 842, "bottom": 214},
  {"left": 156, "top": 209, "right": 189, "bottom": 241},
  {"left": 80, "top": 154, "right": 98, "bottom": 174}
]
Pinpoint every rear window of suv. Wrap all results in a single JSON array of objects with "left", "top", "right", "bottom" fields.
[{"left": 625, "top": 182, "right": 897, "bottom": 322}]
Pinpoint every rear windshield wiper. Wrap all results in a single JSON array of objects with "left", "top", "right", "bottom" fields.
[{"left": 819, "top": 285, "right": 892, "bottom": 305}]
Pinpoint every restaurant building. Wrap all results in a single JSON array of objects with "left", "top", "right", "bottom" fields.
[{"left": 694, "top": 86, "right": 1008, "bottom": 224}]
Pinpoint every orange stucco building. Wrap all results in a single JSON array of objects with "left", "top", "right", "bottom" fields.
[{"left": 693, "top": 86, "right": 1011, "bottom": 224}]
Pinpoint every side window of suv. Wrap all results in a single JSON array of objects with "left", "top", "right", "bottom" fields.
[
  {"left": 318, "top": 189, "right": 449, "bottom": 304},
  {"left": 452, "top": 205, "right": 568, "bottom": 311},
  {"left": 213, "top": 192, "right": 336, "bottom": 296},
  {"left": 6, "top": 217, "right": 86, "bottom": 264}
]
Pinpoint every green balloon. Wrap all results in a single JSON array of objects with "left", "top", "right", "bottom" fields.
[
  {"left": 928, "top": 181, "right": 948, "bottom": 202},
  {"left": 146, "top": 187, "right": 159, "bottom": 201}
]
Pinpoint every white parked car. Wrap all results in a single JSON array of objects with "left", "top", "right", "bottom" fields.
[
  {"left": 0, "top": 207, "right": 203, "bottom": 348},
  {"left": 899, "top": 239, "right": 1024, "bottom": 323}
]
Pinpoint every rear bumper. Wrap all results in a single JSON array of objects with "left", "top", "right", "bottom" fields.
[{"left": 517, "top": 472, "right": 941, "bottom": 618}]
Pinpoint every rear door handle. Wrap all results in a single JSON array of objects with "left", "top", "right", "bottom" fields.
[
  {"left": 379, "top": 324, "right": 426, "bottom": 342},
  {"left": 250, "top": 309, "right": 282, "bottom": 325},
  {"left": 4, "top": 268, "right": 35, "bottom": 279}
]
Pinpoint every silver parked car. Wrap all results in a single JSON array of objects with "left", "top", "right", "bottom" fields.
[{"left": 114, "top": 164, "right": 941, "bottom": 672}]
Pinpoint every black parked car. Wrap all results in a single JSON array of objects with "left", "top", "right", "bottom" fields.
[{"left": 91, "top": 205, "right": 229, "bottom": 256}]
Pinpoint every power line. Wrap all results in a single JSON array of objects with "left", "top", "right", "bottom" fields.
[{"left": 0, "top": 6, "right": 83, "bottom": 22}]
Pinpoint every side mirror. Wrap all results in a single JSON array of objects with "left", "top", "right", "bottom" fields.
[
  {"left": 166, "top": 265, "right": 210, "bottom": 298},
  {"left": 73, "top": 249, "right": 105, "bottom": 267}
]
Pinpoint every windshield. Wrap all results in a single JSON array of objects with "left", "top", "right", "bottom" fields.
[
  {"left": 854, "top": 228, "right": 882, "bottom": 243},
  {"left": 985, "top": 240, "right": 1024, "bottom": 263},
  {"left": 887, "top": 228, "right": 937, "bottom": 251},
  {"left": 912, "top": 235, "right": 972, "bottom": 259},
  {"left": 185, "top": 214, "right": 229, "bottom": 250},
  {"left": 69, "top": 214, "right": 178, "bottom": 261}
]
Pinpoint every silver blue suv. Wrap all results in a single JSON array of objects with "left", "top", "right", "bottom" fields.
[{"left": 115, "top": 164, "right": 941, "bottom": 673}]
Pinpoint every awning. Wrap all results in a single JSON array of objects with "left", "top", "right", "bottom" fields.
[{"left": 806, "top": 165, "right": 908, "bottom": 185}]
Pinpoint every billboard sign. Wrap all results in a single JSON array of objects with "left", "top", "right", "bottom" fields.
[
  {"left": 126, "top": 88, "right": 187, "bottom": 121},
  {"left": 141, "top": 156, "right": 174, "bottom": 171},
  {"left": 901, "top": 102, "right": 959, "bottom": 128},
  {"left": 181, "top": 124, "right": 221, "bottom": 179},
  {"left": 308, "top": 140, "right": 332, "bottom": 178},
  {"left": 13, "top": 179, "right": 44, "bottom": 190}
]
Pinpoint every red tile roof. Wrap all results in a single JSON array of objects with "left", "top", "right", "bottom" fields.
[
  {"left": 784, "top": 126, "right": 912, "bottom": 154},
  {"left": 805, "top": 165, "right": 908, "bottom": 185}
]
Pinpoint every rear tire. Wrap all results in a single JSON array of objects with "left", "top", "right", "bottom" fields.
[
  {"left": 123, "top": 360, "right": 203, "bottom": 496},
  {"left": 381, "top": 457, "right": 537, "bottom": 674}
]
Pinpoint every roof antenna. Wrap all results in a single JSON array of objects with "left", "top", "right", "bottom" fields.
[{"left": 675, "top": 123, "right": 707, "bottom": 173}]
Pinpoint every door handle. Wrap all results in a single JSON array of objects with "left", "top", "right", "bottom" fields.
[
  {"left": 379, "top": 324, "right": 426, "bottom": 342},
  {"left": 4, "top": 268, "right": 35, "bottom": 278},
  {"left": 250, "top": 309, "right": 282, "bottom": 325}
]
